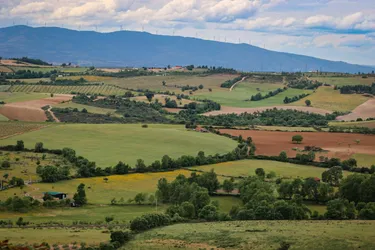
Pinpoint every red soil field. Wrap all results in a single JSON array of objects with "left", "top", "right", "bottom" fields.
[
  {"left": 219, "top": 129, "right": 375, "bottom": 161},
  {"left": 0, "top": 95, "right": 72, "bottom": 122},
  {"left": 204, "top": 106, "right": 332, "bottom": 116}
]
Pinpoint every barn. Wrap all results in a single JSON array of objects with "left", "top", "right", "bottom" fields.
[{"left": 44, "top": 192, "right": 67, "bottom": 200}]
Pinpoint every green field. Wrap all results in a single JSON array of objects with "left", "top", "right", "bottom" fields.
[
  {"left": 194, "top": 80, "right": 312, "bottom": 107},
  {"left": 0, "top": 92, "right": 50, "bottom": 103},
  {"left": 0, "top": 124, "right": 238, "bottom": 166},
  {"left": 9, "top": 84, "right": 125, "bottom": 95},
  {"left": 352, "top": 153, "right": 375, "bottom": 167},
  {"left": 126, "top": 220, "right": 375, "bottom": 250},
  {"left": 104, "top": 74, "right": 234, "bottom": 93},
  {"left": 311, "top": 76, "right": 375, "bottom": 87},
  {"left": 0, "top": 114, "right": 8, "bottom": 121},
  {"left": 54, "top": 102, "right": 121, "bottom": 117},
  {"left": 1, "top": 228, "right": 109, "bottom": 245},
  {"left": 0, "top": 85, "right": 11, "bottom": 92},
  {"left": 292, "top": 86, "right": 369, "bottom": 112},
  {"left": 191, "top": 159, "right": 351, "bottom": 179}
]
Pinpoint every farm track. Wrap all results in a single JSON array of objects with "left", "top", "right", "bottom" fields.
[{"left": 229, "top": 76, "right": 247, "bottom": 91}]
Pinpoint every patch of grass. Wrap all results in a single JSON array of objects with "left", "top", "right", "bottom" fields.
[
  {"left": 0, "top": 92, "right": 50, "bottom": 103},
  {"left": 291, "top": 86, "right": 369, "bottom": 112},
  {"left": 0, "top": 124, "right": 237, "bottom": 166},
  {"left": 0, "top": 150, "right": 70, "bottom": 182},
  {"left": 311, "top": 76, "right": 375, "bottom": 87},
  {"left": 0, "top": 204, "right": 164, "bottom": 225},
  {"left": 256, "top": 126, "right": 317, "bottom": 132},
  {"left": 0, "top": 228, "right": 108, "bottom": 245},
  {"left": 352, "top": 153, "right": 375, "bottom": 167},
  {"left": 0, "top": 114, "right": 9, "bottom": 121},
  {"left": 190, "top": 159, "right": 351, "bottom": 179},
  {"left": 54, "top": 102, "right": 121, "bottom": 117},
  {"left": 0, "top": 170, "right": 192, "bottom": 204},
  {"left": 211, "top": 196, "right": 242, "bottom": 213},
  {"left": 127, "top": 220, "right": 375, "bottom": 250}
]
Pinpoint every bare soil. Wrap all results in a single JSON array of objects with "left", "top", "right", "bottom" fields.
[
  {"left": 336, "top": 99, "right": 375, "bottom": 121},
  {"left": 219, "top": 129, "right": 375, "bottom": 160},
  {"left": 0, "top": 95, "right": 72, "bottom": 122},
  {"left": 205, "top": 105, "right": 332, "bottom": 116}
]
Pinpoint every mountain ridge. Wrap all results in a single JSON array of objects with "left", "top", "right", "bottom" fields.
[{"left": 0, "top": 25, "right": 373, "bottom": 73}]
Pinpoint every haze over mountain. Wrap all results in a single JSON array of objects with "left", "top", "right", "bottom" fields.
[{"left": 0, "top": 25, "right": 373, "bottom": 73}]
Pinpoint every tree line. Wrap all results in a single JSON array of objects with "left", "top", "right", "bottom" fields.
[
  {"left": 288, "top": 79, "right": 323, "bottom": 89},
  {"left": 338, "top": 84, "right": 375, "bottom": 95},
  {"left": 248, "top": 87, "right": 286, "bottom": 101},
  {"left": 220, "top": 76, "right": 243, "bottom": 88},
  {"left": 283, "top": 93, "right": 310, "bottom": 104}
]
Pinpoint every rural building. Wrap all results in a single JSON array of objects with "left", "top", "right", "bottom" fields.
[{"left": 44, "top": 191, "right": 67, "bottom": 200}]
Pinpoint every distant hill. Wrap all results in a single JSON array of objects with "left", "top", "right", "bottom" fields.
[{"left": 0, "top": 25, "right": 373, "bottom": 73}]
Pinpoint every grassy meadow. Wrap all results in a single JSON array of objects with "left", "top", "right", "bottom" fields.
[
  {"left": 0, "top": 124, "right": 238, "bottom": 166},
  {"left": 329, "top": 120, "right": 375, "bottom": 128},
  {"left": 126, "top": 220, "right": 375, "bottom": 250},
  {"left": 0, "top": 92, "right": 50, "bottom": 103},
  {"left": 311, "top": 76, "right": 375, "bottom": 87},
  {"left": 352, "top": 153, "right": 375, "bottom": 167},
  {"left": 291, "top": 86, "right": 369, "bottom": 112},
  {"left": 190, "top": 159, "right": 351, "bottom": 179},
  {"left": 0, "top": 114, "right": 8, "bottom": 121},
  {"left": 54, "top": 102, "right": 121, "bottom": 117}
]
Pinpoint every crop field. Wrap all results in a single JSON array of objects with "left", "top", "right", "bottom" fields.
[
  {"left": 0, "top": 228, "right": 109, "bottom": 245},
  {"left": 311, "top": 76, "right": 375, "bottom": 87},
  {"left": 0, "top": 121, "right": 50, "bottom": 139},
  {"left": 0, "top": 124, "right": 238, "bottom": 166},
  {"left": 329, "top": 120, "right": 375, "bottom": 128},
  {"left": 0, "top": 85, "right": 11, "bottom": 91},
  {"left": 0, "top": 65, "right": 13, "bottom": 73},
  {"left": 9, "top": 84, "right": 125, "bottom": 95},
  {"left": 255, "top": 126, "right": 317, "bottom": 132},
  {"left": 0, "top": 151, "right": 70, "bottom": 182},
  {"left": 127, "top": 220, "right": 375, "bottom": 250},
  {"left": 191, "top": 159, "right": 350, "bottom": 179},
  {"left": 10, "top": 66, "right": 88, "bottom": 73},
  {"left": 0, "top": 92, "right": 50, "bottom": 103},
  {"left": 291, "top": 86, "right": 369, "bottom": 112},
  {"left": 131, "top": 94, "right": 195, "bottom": 107},
  {"left": 219, "top": 129, "right": 375, "bottom": 163},
  {"left": 0, "top": 170, "right": 191, "bottom": 204},
  {"left": 104, "top": 74, "right": 235, "bottom": 93}
]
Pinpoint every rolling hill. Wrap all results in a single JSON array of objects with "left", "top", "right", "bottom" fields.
[{"left": 0, "top": 25, "right": 373, "bottom": 73}]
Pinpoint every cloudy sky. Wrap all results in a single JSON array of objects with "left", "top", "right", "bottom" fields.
[{"left": 1, "top": 0, "right": 374, "bottom": 65}]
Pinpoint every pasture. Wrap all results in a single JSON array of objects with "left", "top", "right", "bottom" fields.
[
  {"left": 0, "top": 124, "right": 238, "bottom": 166},
  {"left": 311, "top": 76, "right": 375, "bottom": 87},
  {"left": 9, "top": 84, "right": 125, "bottom": 96},
  {"left": 0, "top": 170, "right": 192, "bottom": 204},
  {"left": 126, "top": 220, "right": 375, "bottom": 250},
  {"left": 103, "top": 74, "right": 235, "bottom": 93},
  {"left": 54, "top": 102, "right": 121, "bottom": 117},
  {"left": 291, "top": 86, "right": 369, "bottom": 112},
  {"left": 191, "top": 159, "right": 350, "bottom": 179},
  {"left": 352, "top": 153, "right": 375, "bottom": 167},
  {"left": 219, "top": 129, "right": 375, "bottom": 163},
  {"left": 329, "top": 120, "right": 375, "bottom": 128}
]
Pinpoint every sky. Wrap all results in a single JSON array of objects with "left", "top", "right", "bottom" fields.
[{"left": 1, "top": 0, "right": 374, "bottom": 66}]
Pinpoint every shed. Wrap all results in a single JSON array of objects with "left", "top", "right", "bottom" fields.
[{"left": 44, "top": 192, "right": 67, "bottom": 200}]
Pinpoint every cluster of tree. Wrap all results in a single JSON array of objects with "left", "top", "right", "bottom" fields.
[
  {"left": 177, "top": 108, "right": 333, "bottom": 127},
  {"left": 283, "top": 93, "right": 310, "bottom": 104},
  {"left": 11, "top": 57, "right": 51, "bottom": 66},
  {"left": 4, "top": 70, "right": 58, "bottom": 79},
  {"left": 220, "top": 76, "right": 243, "bottom": 88},
  {"left": 206, "top": 66, "right": 237, "bottom": 74},
  {"left": 0, "top": 100, "right": 5, "bottom": 105},
  {"left": 288, "top": 79, "right": 323, "bottom": 89},
  {"left": 0, "top": 196, "right": 41, "bottom": 213},
  {"left": 338, "top": 84, "right": 375, "bottom": 95},
  {"left": 164, "top": 97, "right": 178, "bottom": 108},
  {"left": 182, "top": 100, "right": 221, "bottom": 114},
  {"left": 130, "top": 213, "right": 171, "bottom": 231},
  {"left": 36, "top": 165, "right": 70, "bottom": 183},
  {"left": 329, "top": 126, "right": 375, "bottom": 135},
  {"left": 249, "top": 87, "right": 286, "bottom": 101},
  {"left": 179, "top": 84, "right": 202, "bottom": 92}
]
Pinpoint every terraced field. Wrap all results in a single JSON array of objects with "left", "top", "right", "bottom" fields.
[
  {"left": 9, "top": 84, "right": 125, "bottom": 95},
  {"left": 311, "top": 76, "right": 375, "bottom": 87}
]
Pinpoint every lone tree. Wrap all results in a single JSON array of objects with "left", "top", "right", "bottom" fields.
[
  {"left": 255, "top": 168, "right": 265, "bottom": 179},
  {"left": 305, "top": 100, "right": 311, "bottom": 106},
  {"left": 145, "top": 92, "right": 154, "bottom": 102},
  {"left": 73, "top": 183, "right": 87, "bottom": 206},
  {"left": 292, "top": 135, "right": 303, "bottom": 144},
  {"left": 322, "top": 166, "right": 343, "bottom": 186},
  {"left": 34, "top": 142, "right": 44, "bottom": 153},
  {"left": 223, "top": 179, "right": 234, "bottom": 194},
  {"left": 162, "top": 81, "right": 166, "bottom": 86}
]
